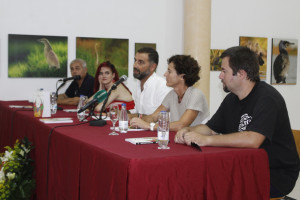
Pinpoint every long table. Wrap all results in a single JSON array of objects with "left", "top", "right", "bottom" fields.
[{"left": 0, "top": 101, "right": 270, "bottom": 199}]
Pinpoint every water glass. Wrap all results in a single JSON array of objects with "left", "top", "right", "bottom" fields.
[
  {"left": 109, "top": 104, "right": 119, "bottom": 135},
  {"left": 77, "top": 95, "right": 87, "bottom": 121},
  {"left": 157, "top": 111, "right": 170, "bottom": 149},
  {"left": 50, "top": 92, "right": 57, "bottom": 115}
]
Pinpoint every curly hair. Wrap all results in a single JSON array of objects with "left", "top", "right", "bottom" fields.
[
  {"left": 167, "top": 55, "right": 200, "bottom": 87},
  {"left": 93, "top": 61, "right": 119, "bottom": 93},
  {"left": 220, "top": 46, "right": 260, "bottom": 82}
]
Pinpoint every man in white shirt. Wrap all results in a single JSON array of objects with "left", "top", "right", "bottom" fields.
[{"left": 132, "top": 47, "right": 171, "bottom": 115}]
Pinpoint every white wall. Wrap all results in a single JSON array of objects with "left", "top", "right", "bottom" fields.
[
  {"left": 1, "top": 0, "right": 300, "bottom": 129},
  {"left": 0, "top": 0, "right": 184, "bottom": 100},
  {"left": 210, "top": 0, "right": 300, "bottom": 129}
]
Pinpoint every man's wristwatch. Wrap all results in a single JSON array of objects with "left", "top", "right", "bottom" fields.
[{"left": 150, "top": 122, "right": 155, "bottom": 131}]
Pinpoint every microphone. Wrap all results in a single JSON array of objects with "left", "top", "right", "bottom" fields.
[
  {"left": 112, "top": 75, "right": 128, "bottom": 89},
  {"left": 59, "top": 75, "right": 81, "bottom": 82},
  {"left": 77, "top": 90, "right": 107, "bottom": 113}
]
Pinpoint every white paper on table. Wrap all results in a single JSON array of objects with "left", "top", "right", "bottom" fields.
[
  {"left": 63, "top": 109, "right": 78, "bottom": 113},
  {"left": 9, "top": 105, "right": 33, "bottom": 109},
  {"left": 40, "top": 117, "right": 73, "bottom": 124},
  {"left": 115, "top": 127, "right": 145, "bottom": 132}
]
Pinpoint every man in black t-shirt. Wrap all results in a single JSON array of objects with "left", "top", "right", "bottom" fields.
[
  {"left": 175, "top": 46, "right": 300, "bottom": 198},
  {"left": 57, "top": 59, "right": 94, "bottom": 105}
]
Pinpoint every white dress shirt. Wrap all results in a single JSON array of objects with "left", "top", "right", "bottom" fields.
[{"left": 134, "top": 73, "right": 172, "bottom": 115}]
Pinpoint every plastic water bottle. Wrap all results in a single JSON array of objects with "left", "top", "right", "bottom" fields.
[
  {"left": 119, "top": 103, "right": 128, "bottom": 133},
  {"left": 157, "top": 111, "right": 170, "bottom": 149},
  {"left": 77, "top": 95, "right": 87, "bottom": 121},
  {"left": 50, "top": 92, "right": 57, "bottom": 115},
  {"left": 33, "top": 89, "right": 44, "bottom": 117}
]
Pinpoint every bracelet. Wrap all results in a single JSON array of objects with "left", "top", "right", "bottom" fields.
[{"left": 150, "top": 122, "right": 155, "bottom": 131}]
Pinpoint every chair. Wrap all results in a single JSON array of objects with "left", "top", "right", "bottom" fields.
[{"left": 292, "top": 129, "right": 300, "bottom": 157}]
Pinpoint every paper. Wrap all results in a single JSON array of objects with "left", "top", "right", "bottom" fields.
[
  {"left": 39, "top": 117, "right": 73, "bottom": 124},
  {"left": 63, "top": 109, "right": 78, "bottom": 113},
  {"left": 125, "top": 137, "right": 157, "bottom": 145},
  {"left": 115, "top": 127, "right": 145, "bottom": 132},
  {"left": 9, "top": 105, "right": 33, "bottom": 109}
]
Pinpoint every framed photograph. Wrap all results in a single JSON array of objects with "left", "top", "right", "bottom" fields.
[
  {"left": 239, "top": 36, "right": 268, "bottom": 81},
  {"left": 135, "top": 43, "right": 156, "bottom": 54},
  {"left": 8, "top": 34, "right": 68, "bottom": 78},
  {"left": 210, "top": 49, "right": 224, "bottom": 71},
  {"left": 76, "top": 37, "right": 129, "bottom": 78},
  {"left": 271, "top": 38, "right": 298, "bottom": 85}
]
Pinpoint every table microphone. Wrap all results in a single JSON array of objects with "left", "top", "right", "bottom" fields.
[
  {"left": 59, "top": 75, "right": 81, "bottom": 82},
  {"left": 78, "top": 90, "right": 107, "bottom": 113}
]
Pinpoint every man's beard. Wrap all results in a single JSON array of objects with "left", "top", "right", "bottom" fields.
[
  {"left": 222, "top": 82, "right": 230, "bottom": 93},
  {"left": 133, "top": 67, "right": 151, "bottom": 80}
]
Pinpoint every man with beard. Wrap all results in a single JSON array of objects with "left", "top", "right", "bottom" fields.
[
  {"left": 132, "top": 47, "right": 171, "bottom": 115},
  {"left": 174, "top": 46, "right": 300, "bottom": 198}
]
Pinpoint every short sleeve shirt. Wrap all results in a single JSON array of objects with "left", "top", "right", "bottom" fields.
[
  {"left": 206, "top": 81, "right": 300, "bottom": 195},
  {"left": 162, "top": 87, "right": 209, "bottom": 126},
  {"left": 65, "top": 73, "right": 94, "bottom": 98}
]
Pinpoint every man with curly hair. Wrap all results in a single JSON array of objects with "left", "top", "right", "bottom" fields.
[{"left": 130, "top": 55, "right": 209, "bottom": 131}]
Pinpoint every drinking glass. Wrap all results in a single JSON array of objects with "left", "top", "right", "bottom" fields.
[
  {"left": 77, "top": 96, "right": 88, "bottom": 122},
  {"left": 109, "top": 104, "right": 119, "bottom": 135}
]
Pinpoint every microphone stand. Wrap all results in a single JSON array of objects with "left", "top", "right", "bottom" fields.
[
  {"left": 87, "top": 103, "right": 97, "bottom": 119},
  {"left": 55, "top": 81, "right": 67, "bottom": 110},
  {"left": 89, "top": 85, "right": 117, "bottom": 126}
]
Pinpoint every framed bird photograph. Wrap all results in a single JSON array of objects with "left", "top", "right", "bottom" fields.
[
  {"left": 239, "top": 36, "right": 268, "bottom": 81},
  {"left": 8, "top": 34, "right": 68, "bottom": 78},
  {"left": 271, "top": 38, "right": 298, "bottom": 85},
  {"left": 76, "top": 37, "right": 129, "bottom": 78},
  {"left": 210, "top": 49, "right": 224, "bottom": 71}
]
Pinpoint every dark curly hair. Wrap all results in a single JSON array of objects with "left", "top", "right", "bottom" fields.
[
  {"left": 167, "top": 55, "right": 200, "bottom": 87},
  {"left": 220, "top": 46, "right": 260, "bottom": 82}
]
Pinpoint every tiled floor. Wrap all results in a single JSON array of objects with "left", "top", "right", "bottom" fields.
[{"left": 287, "top": 175, "right": 300, "bottom": 199}]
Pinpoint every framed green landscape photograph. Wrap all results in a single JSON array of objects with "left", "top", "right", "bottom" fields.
[{"left": 76, "top": 37, "right": 129, "bottom": 78}]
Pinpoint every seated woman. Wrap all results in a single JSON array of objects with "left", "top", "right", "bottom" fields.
[
  {"left": 130, "top": 55, "right": 209, "bottom": 132},
  {"left": 88, "top": 61, "right": 135, "bottom": 112}
]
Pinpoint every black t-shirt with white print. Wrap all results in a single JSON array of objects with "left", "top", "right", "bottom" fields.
[{"left": 206, "top": 81, "right": 300, "bottom": 195}]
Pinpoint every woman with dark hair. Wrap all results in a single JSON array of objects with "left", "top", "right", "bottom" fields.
[
  {"left": 130, "top": 55, "right": 209, "bottom": 131},
  {"left": 88, "top": 61, "right": 135, "bottom": 112}
]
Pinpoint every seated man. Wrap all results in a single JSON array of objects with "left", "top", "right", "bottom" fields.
[
  {"left": 130, "top": 55, "right": 209, "bottom": 132},
  {"left": 131, "top": 47, "right": 172, "bottom": 115},
  {"left": 175, "top": 46, "right": 300, "bottom": 198},
  {"left": 57, "top": 59, "right": 94, "bottom": 105}
]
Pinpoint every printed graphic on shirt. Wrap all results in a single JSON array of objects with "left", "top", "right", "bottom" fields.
[{"left": 238, "top": 113, "right": 252, "bottom": 131}]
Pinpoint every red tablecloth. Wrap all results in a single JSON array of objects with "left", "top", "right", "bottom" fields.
[{"left": 0, "top": 101, "right": 270, "bottom": 200}]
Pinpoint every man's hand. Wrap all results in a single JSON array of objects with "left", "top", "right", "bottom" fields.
[
  {"left": 174, "top": 127, "right": 191, "bottom": 144},
  {"left": 130, "top": 117, "right": 150, "bottom": 129},
  {"left": 183, "top": 131, "right": 209, "bottom": 146}
]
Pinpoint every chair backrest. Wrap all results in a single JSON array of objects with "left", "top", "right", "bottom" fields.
[{"left": 292, "top": 129, "right": 300, "bottom": 158}]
